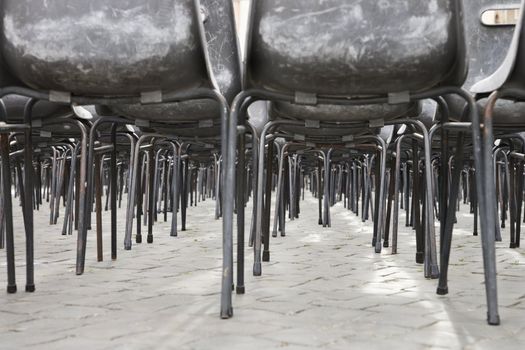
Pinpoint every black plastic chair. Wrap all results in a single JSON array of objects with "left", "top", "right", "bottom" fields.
[
  {"left": 227, "top": 0, "right": 499, "bottom": 325},
  {"left": 0, "top": 0, "right": 232, "bottom": 318}
]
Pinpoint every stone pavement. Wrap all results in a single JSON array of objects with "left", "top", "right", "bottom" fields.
[{"left": 1, "top": 193, "right": 524, "bottom": 350}]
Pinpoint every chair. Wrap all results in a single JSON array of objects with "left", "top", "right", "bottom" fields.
[
  {"left": 228, "top": 0, "right": 499, "bottom": 325},
  {"left": 0, "top": 0, "right": 233, "bottom": 318}
]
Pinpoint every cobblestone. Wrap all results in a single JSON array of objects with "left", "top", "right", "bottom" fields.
[{"left": 1, "top": 194, "right": 524, "bottom": 349}]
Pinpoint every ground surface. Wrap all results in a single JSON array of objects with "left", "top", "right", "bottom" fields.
[{"left": 1, "top": 193, "right": 524, "bottom": 349}]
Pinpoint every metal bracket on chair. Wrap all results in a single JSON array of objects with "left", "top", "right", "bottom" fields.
[
  {"left": 342, "top": 135, "right": 354, "bottom": 142},
  {"left": 295, "top": 91, "right": 317, "bottom": 105},
  {"left": 199, "top": 119, "right": 213, "bottom": 128},
  {"left": 305, "top": 120, "right": 320, "bottom": 128},
  {"left": 141, "top": 91, "right": 162, "bottom": 104},
  {"left": 204, "top": 143, "right": 214, "bottom": 149},
  {"left": 369, "top": 118, "right": 385, "bottom": 128},
  {"left": 294, "top": 134, "right": 305, "bottom": 141},
  {"left": 135, "top": 119, "right": 151, "bottom": 128},
  {"left": 49, "top": 90, "right": 71, "bottom": 104},
  {"left": 388, "top": 91, "right": 410, "bottom": 105}
]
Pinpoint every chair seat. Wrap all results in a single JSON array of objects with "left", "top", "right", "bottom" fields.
[
  {"left": 1, "top": 0, "right": 207, "bottom": 95},
  {"left": 479, "top": 98, "right": 525, "bottom": 128},
  {"left": 443, "top": 94, "right": 525, "bottom": 127},
  {"left": 247, "top": 0, "right": 464, "bottom": 95},
  {"left": 277, "top": 124, "right": 371, "bottom": 139},
  {"left": 270, "top": 101, "right": 421, "bottom": 122},
  {"left": 1, "top": 95, "right": 70, "bottom": 120},
  {"left": 110, "top": 100, "right": 218, "bottom": 122}
]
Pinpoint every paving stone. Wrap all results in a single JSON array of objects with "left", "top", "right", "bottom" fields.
[{"left": 0, "top": 193, "right": 524, "bottom": 349}]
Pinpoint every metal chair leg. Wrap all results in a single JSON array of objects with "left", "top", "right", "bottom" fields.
[
  {"left": 236, "top": 130, "right": 246, "bottom": 294},
  {"left": 1, "top": 134, "right": 17, "bottom": 293},
  {"left": 480, "top": 91, "right": 500, "bottom": 325},
  {"left": 110, "top": 125, "right": 118, "bottom": 258},
  {"left": 95, "top": 154, "right": 103, "bottom": 262},
  {"left": 262, "top": 140, "right": 274, "bottom": 262}
]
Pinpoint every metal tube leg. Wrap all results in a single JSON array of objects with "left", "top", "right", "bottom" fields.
[
  {"left": 236, "top": 129, "right": 246, "bottom": 294},
  {"left": 62, "top": 145, "right": 79, "bottom": 236},
  {"left": 147, "top": 147, "right": 155, "bottom": 244},
  {"left": 272, "top": 144, "right": 285, "bottom": 238},
  {"left": 75, "top": 123, "right": 88, "bottom": 275},
  {"left": 124, "top": 136, "right": 146, "bottom": 248},
  {"left": 23, "top": 99, "right": 36, "bottom": 292},
  {"left": 318, "top": 164, "right": 323, "bottom": 225},
  {"left": 220, "top": 91, "right": 234, "bottom": 319},
  {"left": 0, "top": 177, "right": 4, "bottom": 250},
  {"left": 323, "top": 150, "right": 332, "bottom": 228},
  {"left": 95, "top": 154, "right": 103, "bottom": 262},
  {"left": 1, "top": 134, "right": 17, "bottom": 293},
  {"left": 181, "top": 160, "right": 188, "bottom": 232},
  {"left": 480, "top": 92, "right": 500, "bottom": 325},
  {"left": 110, "top": 125, "right": 118, "bottom": 258},
  {"left": 412, "top": 140, "right": 424, "bottom": 264},
  {"left": 262, "top": 141, "right": 274, "bottom": 262},
  {"left": 437, "top": 132, "right": 464, "bottom": 295},
  {"left": 384, "top": 159, "right": 396, "bottom": 248},
  {"left": 170, "top": 148, "right": 180, "bottom": 237},
  {"left": 136, "top": 155, "right": 144, "bottom": 244},
  {"left": 392, "top": 136, "right": 404, "bottom": 254},
  {"left": 375, "top": 140, "right": 387, "bottom": 253}
]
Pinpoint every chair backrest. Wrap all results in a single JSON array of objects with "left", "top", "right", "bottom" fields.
[
  {"left": 463, "top": 0, "right": 519, "bottom": 90},
  {"left": 0, "top": 0, "right": 211, "bottom": 96},
  {"left": 471, "top": 0, "right": 525, "bottom": 93},
  {"left": 244, "top": 0, "right": 466, "bottom": 96}
]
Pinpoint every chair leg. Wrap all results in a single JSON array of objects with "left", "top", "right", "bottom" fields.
[
  {"left": 404, "top": 162, "right": 410, "bottom": 227},
  {"left": 221, "top": 91, "right": 236, "bottom": 319},
  {"left": 181, "top": 160, "right": 188, "bottom": 232},
  {"left": 323, "top": 150, "right": 332, "bottom": 228},
  {"left": 75, "top": 124, "right": 88, "bottom": 276},
  {"left": 0, "top": 180, "right": 4, "bottom": 250},
  {"left": 384, "top": 159, "right": 396, "bottom": 248},
  {"left": 262, "top": 141, "right": 274, "bottom": 262},
  {"left": 95, "top": 154, "right": 103, "bottom": 262},
  {"left": 509, "top": 155, "right": 517, "bottom": 247},
  {"left": 62, "top": 145, "right": 79, "bottom": 236},
  {"left": 317, "top": 163, "right": 323, "bottom": 225},
  {"left": 272, "top": 144, "right": 285, "bottom": 238},
  {"left": 392, "top": 137, "right": 404, "bottom": 254},
  {"left": 412, "top": 141, "right": 424, "bottom": 264},
  {"left": 513, "top": 160, "right": 523, "bottom": 248},
  {"left": 236, "top": 131, "right": 246, "bottom": 294},
  {"left": 147, "top": 148, "right": 155, "bottom": 244},
  {"left": 1, "top": 134, "right": 17, "bottom": 293},
  {"left": 480, "top": 92, "right": 500, "bottom": 325},
  {"left": 136, "top": 154, "right": 144, "bottom": 244},
  {"left": 110, "top": 125, "right": 118, "bottom": 258},
  {"left": 170, "top": 149, "right": 180, "bottom": 237},
  {"left": 438, "top": 137, "right": 465, "bottom": 291}
]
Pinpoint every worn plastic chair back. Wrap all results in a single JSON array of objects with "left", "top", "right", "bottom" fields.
[
  {"left": 245, "top": 0, "right": 466, "bottom": 95},
  {"left": 0, "top": 0, "right": 213, "bottom": 96}
]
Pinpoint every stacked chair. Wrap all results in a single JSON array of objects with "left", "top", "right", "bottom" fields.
[
  {"left": 2, "top": 0, "right": 523, "bottom": 326},
  {"left": 0, "top": 0, "right": 237, "bottom": 318},
  {"left": 226, "top": 0, "right": 501, "bottom": 325}
]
